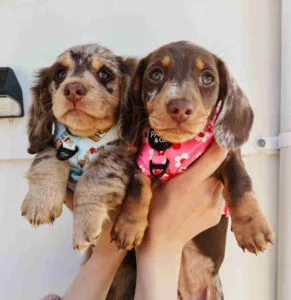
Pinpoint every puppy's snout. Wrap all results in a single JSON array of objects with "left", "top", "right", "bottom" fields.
[
  {"left": 64, "top": 83, "right": 87, "bottom": 102},
  {"left": 167, "top": 99, "right": 194, "bottom": 122}
]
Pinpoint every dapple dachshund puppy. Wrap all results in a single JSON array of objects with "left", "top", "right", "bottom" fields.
[
  {"left": 21, "top": 44, "right": 137, "bottom": 251},
  {"left": 108, "top": 41, "right": 275, "bottom": 299}
]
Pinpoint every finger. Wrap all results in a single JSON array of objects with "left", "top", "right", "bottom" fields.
[
  {"left": 182, "top": 142, "right": 228, "bottom": 181},
  {"left": 212, "top": 182, "right": 225, "bottom": 213},
  {"left": 213, "top": 196, "right": 225, "bottom": 226},
  {"left": 211, "top": 180, "right": 224, "bottom": 205},
  {"left": 202, "top": 178, "right": 224, "bottom": 209}
]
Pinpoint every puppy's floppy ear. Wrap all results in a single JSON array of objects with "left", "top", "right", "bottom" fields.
[
  {"left": 214, "top": 59, "right": 254, "bottom": 149},
  {"left": 116, "top": 56, "right": 138, "bottom": 121},
  {"left": 118, "top": 57, "right": 148, "bottom": 153},
  {"left": 27, "top": 67, "right": 55, "bottom": 154}
]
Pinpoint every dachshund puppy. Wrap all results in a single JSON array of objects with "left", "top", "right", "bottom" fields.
[
  {"left": 21, "top": 44, "right": 136, "bottom": 251},
  {"left": 108, "top": 41, "right": 274, "bottom": 299}
]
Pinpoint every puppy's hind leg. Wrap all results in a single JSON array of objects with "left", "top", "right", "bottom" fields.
[
  {"left": 73, "top": 146, "right": 132, "bottom": 252},
  {"left": 21, "top": 147, "right": 70, "bottom": 226}
]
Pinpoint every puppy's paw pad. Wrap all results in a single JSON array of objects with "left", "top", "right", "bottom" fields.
[{"left": 111, "top": 215, "right": 148, "bottom": 250}]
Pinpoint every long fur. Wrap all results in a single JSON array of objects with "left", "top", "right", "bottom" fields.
[{"left": 22, "top": 44, "right": 137, "bottom": 253}]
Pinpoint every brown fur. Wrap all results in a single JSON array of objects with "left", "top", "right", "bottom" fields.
[
  {"left": 217, "top": 150, "right": 274, "bottom": 254},
  {"left": 73, "top": 145, "right": 135, "bottom": 251},
  {"left": 22, "top": 44, "right": 137, "bottom": 253},
  {"left": 223, "top": 189, "right": 274, "bottom": 254},
  {"left": 111, "top": 41, "right": 274, "bottom": 299},
  {"left": 111, "top": 171, "right": 152, "bottom": 250},
  {"left": 120, "top": 41, "right": 254, "bottom": 150},
  {"left": 27, "top": 68, "right": 56, "bottom": 154},
  {"left": 22, "top": 147, "right": 70, "bottom": 225},
  {"left": 177, "top": 216, "right": 228, "bottom": 299},
  {"left": 107, "top": 251, "right": 136, "bottom": 300}
]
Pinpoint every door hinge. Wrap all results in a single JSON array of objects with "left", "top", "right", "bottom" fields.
[{"left": 255, "top": 131, "right": 291, "bottom": 151}]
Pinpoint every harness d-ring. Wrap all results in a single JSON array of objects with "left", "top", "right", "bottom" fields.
[
  {"left": 149, "top": 159, "right": 170, "bottom": 179},
  {"left": 56, "top": 145, "right": 79, "bottom": 161}
]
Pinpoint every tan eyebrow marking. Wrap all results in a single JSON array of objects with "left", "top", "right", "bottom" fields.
[
  {"left": 57, "top": 53, "right": 72, "bottom": 68},
  {"left": 92, "top": 57, "right": 104, "bottom": 71},
  {"left": 195, "top": 58, "right": 205, "bottom": 70},
  {"left": 161, "top": 55, "right": 170, "bottom": 67}
]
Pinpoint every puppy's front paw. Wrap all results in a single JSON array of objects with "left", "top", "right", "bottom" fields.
[
  {"left": 22, "top": 150, "right": 69, "bottom": 226},
  {"left": 73, "top": 208, "right": 107, "bottom": 252},
  {"left": 232, "top": 211, "right": 274, "bottom": 254},
  {"left": 21, "top": 191, "right": 63, "bottom": 226},
  {"left": 111, "top": 213, "right": 148, "bottom": 250}
]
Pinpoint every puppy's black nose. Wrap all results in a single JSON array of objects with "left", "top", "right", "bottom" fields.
[
  {"left": 167, "top": 99, "right": 194, "bottom": 122},
  {"left": 64, "top": 83, "right": 87, "bottom": 102}
]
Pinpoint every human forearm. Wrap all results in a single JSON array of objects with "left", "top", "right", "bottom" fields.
[
  {"left": 63, "top": 225, "right": 126, "bottom": 300},
  {"left": 135, "top": 238, "right": 182, "bottom": 300}
]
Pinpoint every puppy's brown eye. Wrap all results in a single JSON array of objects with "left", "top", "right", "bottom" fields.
[
  {"left": 149, "top": 69, "right": 164, "bottom": 82},
  {"left": 55, "top": 68, "right": 67, "bottom": 83},
  {"left": 201, "top": 72, "right": 215, "bottom": 85},
  {"left": 98, "top": 69, "right": 113, "bottom": 83}
]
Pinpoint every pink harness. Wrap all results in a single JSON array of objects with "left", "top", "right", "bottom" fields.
[{"left": 137, "top": 101, "right": 229, "bottom": 216}]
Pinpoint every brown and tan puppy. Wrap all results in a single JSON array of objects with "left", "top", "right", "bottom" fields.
[
  {"left": 108, "top": 41, "right": 275, "bottom": 299},
  {"left": 21, "top": 44, "right": 137, "bottom": 251}
]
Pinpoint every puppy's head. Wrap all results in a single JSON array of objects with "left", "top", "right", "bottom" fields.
[
  {"left": 120, "top": 41, "right": 253, "bottom": 150},
  {"left": 28, "top": 44, "right": 134, "bottom": 154}
]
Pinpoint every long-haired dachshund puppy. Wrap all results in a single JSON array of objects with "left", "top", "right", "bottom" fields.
[
  {"left": 107, "top": 41, "right": 275, "bottom": 299},
  {"left": 21, "top": 44, "right": 137, "bottom": 251}
]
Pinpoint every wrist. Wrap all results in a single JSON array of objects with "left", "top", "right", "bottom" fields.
[
  {"left": 93, "top": 238, "right": 126, "bottom": 260},
  {"left": 136, "top": 238, "right": 182, "bottom": 264},
  {"left": 139, "top": 225, "right": 184, "bottom": 254},
  {"left": 89, "top": 227, "right": 127, "bottom": 266}
]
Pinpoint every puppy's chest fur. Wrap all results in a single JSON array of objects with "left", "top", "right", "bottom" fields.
[{"left": 54, "top": 122, "right": 120, "bottom": 190}]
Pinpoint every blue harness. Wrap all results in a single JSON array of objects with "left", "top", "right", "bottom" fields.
[{"left": 54, "top": 123, "right": 120, "bottom": 191}]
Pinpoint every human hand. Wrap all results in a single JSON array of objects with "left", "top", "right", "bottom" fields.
[
  {"left": 63, "top": 189, "right": 126, "bottom": 300},
  {"left": 134, "top": 142, "right": 228, "bottom": 300},
  {"left": 140, "top": 141, "right": 228, "bottom": 253},
  {"left": 63, "top": 209, "right": 125, "bottom": 300}
]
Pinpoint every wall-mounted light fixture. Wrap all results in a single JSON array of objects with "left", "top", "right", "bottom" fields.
[{"left": 0, "top": 67, "right": 24, "bottom": 118}]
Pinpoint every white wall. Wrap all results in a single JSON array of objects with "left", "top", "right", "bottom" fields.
[
  {"left": 278, "top": 1, "right": 291, "bottom": 299},
  {"left": 0, "top": 0, "right": 281, "bottom": 299}
]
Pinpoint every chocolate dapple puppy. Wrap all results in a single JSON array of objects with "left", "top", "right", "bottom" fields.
[
  {"left": 108, "top": 41, "right": 274, "bottom": 299},
  {"left": 21, "top": 44, "right": 137, "bottom": 251}
]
